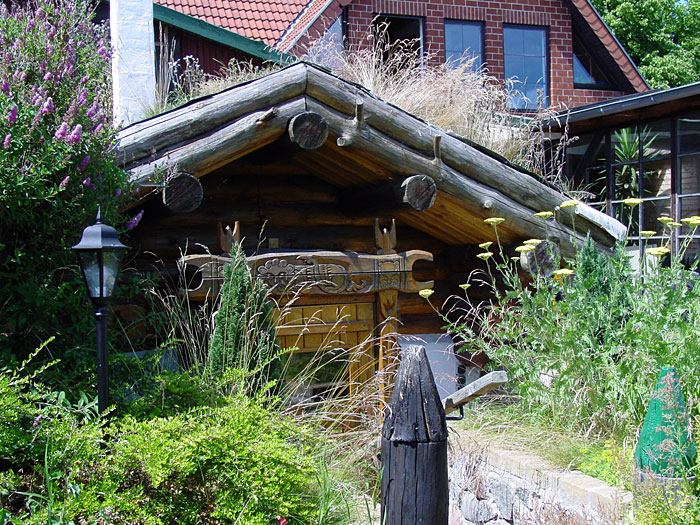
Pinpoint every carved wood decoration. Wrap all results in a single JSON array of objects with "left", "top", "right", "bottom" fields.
[
  {"left": 217, "top": 221, "right": 241, "bottom": 255},
  {"left": 375, "top": 218, "right": 397, "bottom": 255},
  {"left": 179, "top": 249, "right": 433, "bottom": 301}
]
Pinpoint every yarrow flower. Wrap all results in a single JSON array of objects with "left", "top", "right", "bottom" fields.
[
  {"left": 647, "top": 247, "right": 671, "bottom": 257},
  {"left": 478, "top": 241, "right": 493, "bottom": 249},
  {"left": 657, "top": 216, "right": 673, "bottom": 224},
  {"left": 622, "top": 197, "right": 643, "bottom": 206},
  {"left": 126, "top": 210, "right": 144, "bottom": 230},
  {"left": 669, "top": 222, "right": 683, "bottom": 228},
  {"left": 484, "top": 217, "right": 505, "bottom": 226},
  {"left": 560, "top": 199, "right": 580, "bottom": 209},
  {"left": 523, "top": 238, "right": 543, "bottom": 246},
  {"left": 476, "top": 252, "right": 493, "bottom": 260},
  {"left": 2, "top": 134, "right": 10, "bottom": 149},
  {"left": 459, "top": 283, "right": 471, "bottom": 291},
  {"left": 515, "top": 245, "right": 535, "bottom": 253},
  {"left": 640, "top": 230, "right": 656, "bottom": 238},
  {"left": 418, "top": 289, "right": 434, "bottom": 299},
  {"left": 552, "top": 268, "right": 574, "bottom": 277},
  {"left": 534, "top": 211, "right": 554, "bottom": 219}
]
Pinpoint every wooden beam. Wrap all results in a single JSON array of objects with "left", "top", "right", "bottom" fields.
[
  {"left": 341, "top": 175, "right": 437, "bottom": 216},
  {"left": 288, "top": 111, "right": 329, "bottom": 150},
  {"left": 442, "top": 371, "right": 508, "bottom": 415},
  {"left": 117, "top": 64, "right": 307, "bottom": 165},
  {"left": 304, "top": 65, "right": 623, "bottom": 245},
  {"left": 126, "top": 98, "right": 307, "bottom": 186}
]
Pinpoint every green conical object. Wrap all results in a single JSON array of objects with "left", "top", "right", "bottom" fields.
[{"left": 634, "top": 367, "right": 696, "bottom": 477}]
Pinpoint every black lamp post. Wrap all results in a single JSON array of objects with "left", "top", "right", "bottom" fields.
[{"left": 72, "top": 208, "right": 129, "bottom": 414}]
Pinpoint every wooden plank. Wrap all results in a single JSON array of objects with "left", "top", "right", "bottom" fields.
[{"left": 442, "top": 370, "right": 508, "bottom": 415}]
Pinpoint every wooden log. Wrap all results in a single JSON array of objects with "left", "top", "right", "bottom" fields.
[
  {"left": 341, "top": 175, "right": 436, "bottom": 216},
  {"left": 442, "top": 370, "right": 508, "bottom": 415},
  {"left": 116, "top": 64, "right": 308, "bottom": 164},
  {"left": 288, "top": 111, "right": 329, "bottom": 150},
  {"left": 126, "top": 98, "right": 307, "bottom": 185},
  {"left": 304, "top": 97, "right": 595, "bottom": 257},
  {"left": 304, "top": 65, "right": 623, "bottom": 245},
  {"left": 381, "top": 345, "right": 448, "bottom": 525}
]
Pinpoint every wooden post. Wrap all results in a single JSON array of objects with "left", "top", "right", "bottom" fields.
[
  {"left": 341, "top": 175, "right": 437, "bottom": 216},
  {"left": 381, "top": 345, "right": 448, "bottom": 525}
]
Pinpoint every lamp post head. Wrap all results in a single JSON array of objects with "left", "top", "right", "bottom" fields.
[{"left": 72, "top": 208, "right": 129, "bottom": 306}]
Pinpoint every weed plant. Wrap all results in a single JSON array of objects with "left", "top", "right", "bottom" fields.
[{"left": 431, "top": 202, "right": 700, "bottom": 440}]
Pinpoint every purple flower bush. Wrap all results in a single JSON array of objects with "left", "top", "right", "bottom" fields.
[{"left": 0, "top": 0, "right": 129, "bottom": 367}]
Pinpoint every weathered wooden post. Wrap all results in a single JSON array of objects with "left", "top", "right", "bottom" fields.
[{"left": 381, "top": 345, "right": 448, "bottom": 524}]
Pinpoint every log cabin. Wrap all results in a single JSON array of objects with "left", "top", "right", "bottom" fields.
[{"left": 116, "top": 61, "right": 623, "bottom": 397}]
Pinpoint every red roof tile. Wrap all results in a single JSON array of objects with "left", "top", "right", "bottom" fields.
[{"left": 155, "top": 0, "right": 312, "bottom": 46}]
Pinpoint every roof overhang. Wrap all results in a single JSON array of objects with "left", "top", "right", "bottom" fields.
[{"left": 115, "top": 62, "right": 624, "bottom": 255}]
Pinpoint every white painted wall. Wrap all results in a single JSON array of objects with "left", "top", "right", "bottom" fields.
[{"left": 110, "top": 0, "right": 156, "bottom": 127}]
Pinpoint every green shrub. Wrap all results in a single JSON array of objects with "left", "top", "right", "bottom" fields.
[
  {"left": 445, "top": 210, "right": 700, "bottom": 438},
  {"left": 0, "top": 0, "right": 128, "bottom": 371},
  {"left": 208, "top": 245, "right": 281, "bottom": 390}
]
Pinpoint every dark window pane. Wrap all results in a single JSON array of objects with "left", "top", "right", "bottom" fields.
[
  {"left": 680, "top": 154, "right": 700, "bottom": 195},
  {"left": 679, "top": 112, "right": 700, "bottom": 155},
  {"left": 572, "top": 31, "right": 609, "bottom": 88},
  {"left": 444, "top": 20, "right": 483, "bottom": 69},
  {"left": 504, "top": 25, "right": 548, "bottom": 110},
  {"left": 642, "top": 158, "right": 671, "bottom": 198},
  {"left": 640, "top": 121, "right": 671, "bottom": 160}
]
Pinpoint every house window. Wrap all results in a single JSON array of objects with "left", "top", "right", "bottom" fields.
[
  {"left": 444, "top": 20, "right": 483, "bottom": 70},
  {"left": 504, "top": 25, "right": 548, "bottom": 110},
  {"left": 572, "top": 32, "right": 609, "bottom": 89},
  {"left": 373, "top": 15, "right": 423, "bottom": 66}
]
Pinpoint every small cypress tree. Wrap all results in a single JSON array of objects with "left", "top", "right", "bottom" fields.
[{"left": 207, "top": 245, "right": 280, "bottom": 387}]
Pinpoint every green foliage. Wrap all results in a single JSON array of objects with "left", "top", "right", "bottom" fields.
[
  {"left": 590, "top": 0, "right": 700, "bottom": 88},
  {"left": 208, "top": 245, "right": 281, "bottom": 388},
  {"left": 0, "top": 0, "right": 128, "bottom": 372},
  {"left": 450, "top": 227, "right": 700, "bottom": 438}
]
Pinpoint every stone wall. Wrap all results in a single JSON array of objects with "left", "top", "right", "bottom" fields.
[{"left": 448, "top": 432, "right": 633, "bottom": 525}]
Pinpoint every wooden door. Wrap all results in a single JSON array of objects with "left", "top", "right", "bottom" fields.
[{"left": 276, "top": 302, "right": 375, "bottom": 397}]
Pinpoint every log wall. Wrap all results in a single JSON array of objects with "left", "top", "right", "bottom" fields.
[{"left": 127, "top": 159, "right": 481, "bottom": 336}]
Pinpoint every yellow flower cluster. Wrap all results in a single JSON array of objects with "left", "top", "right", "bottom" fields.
[
  {"left": 647, "top": 246, "right": 671, "bottom": 257},
  {"left": 560, "top": 199, "right": 580, "bottom": 209},
  {"left": 477, "top": 252, "right": 494, "bottom": 260},
  {"left": 534, "top": 211, "right": 554, "bottom": 219},
  {"left": 484, "top": 217, "right": 505, "bottom": 226},
  {"left": 523, "top": 238, "right": 543, "bottom": 246},
  {"left": 640, "top": 230, "right": 656, "bottom": 238},
  {"left": 515, "top": 245, "right": 535, "bottom": 253},
  {"left": 478, "top": 241, "right": 493, "bottom": 249},
  {"left": 418, "top": 289, "right": 434, "bottom": 299},
  {"left": 622, "top": 197, "right": 643, "bottom": 206},
  {"left": 552, "top": 268, "right": 574, "bottom": 277}
]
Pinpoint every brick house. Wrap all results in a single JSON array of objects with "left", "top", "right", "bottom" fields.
[{"left": 154, "top": 0, "right": 649, "bottom": 109}]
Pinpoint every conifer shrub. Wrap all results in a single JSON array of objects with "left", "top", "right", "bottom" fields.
[{"left": 207, "top": 245, "right": 281, "bottom": 389}]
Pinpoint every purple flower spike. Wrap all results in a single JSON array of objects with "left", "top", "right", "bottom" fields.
[
  {"left": 115, "top": 188, "right": 122, "bottom": 197},
  {"left": 1, "top": 80, "right": 9, "bottom": 94},
  {"left": 3, "top": 134, "right": 10, "bottom": 149},
  {"left": 82, "top": 177, "right": 90, "bottom": 186},
  {"left": 32, "top": 414, "right": 43, "bottom": 427},
  {"left": 78, "top": 88, "right": 87, "bottom": 107},
  {"left": 126, "top": 210, "right": 144, "bottom": 230},
  {"left": 41, "top": 97, "right": 54, "bottom": 114},
  {"left": 92, "top": 123, "right": 103, "bottom": 134},
  {"left": 54, "top": 122, "right": 68, "bottom": 139},
  {"left": 6, "top": 105, "right": 17, "bottom": 124},
  {"left": 59, "top": 175, "right": 70, "bottom": 189},
  {"left": 43, "top": 72, "right": 52, "bottom": 82},
  {"left": 68, "top": 124, "right": 82, "bottom": 144},
  {"left": 77, "top": 155, "right": 90, "bottom": 171}
]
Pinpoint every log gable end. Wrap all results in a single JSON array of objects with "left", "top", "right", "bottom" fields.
[{"left": 116, "top": 61, "right": 624, "bottom": 342}]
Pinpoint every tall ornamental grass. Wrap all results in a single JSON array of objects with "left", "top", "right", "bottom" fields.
[
  {"left": 434, "top": 202, "right": 700, "bottom": 438},
  {"left": 0, "top": 0, "right": 128, "bottom": 369}
]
